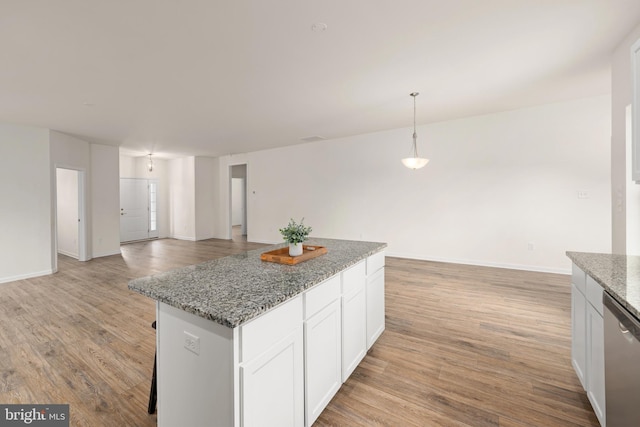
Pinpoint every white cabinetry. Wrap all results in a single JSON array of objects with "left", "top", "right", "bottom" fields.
[
  {"left": 303, "top": 275, "right": 342, "bottom": 427},
  {"left": 585, "top": 276, "right": 606, "bottom": 427},
  {"left": 341, "top": 261, "right": 367, "bottom": 382},
  {"left": 570, "top": 264, "right": 606, "bottom": 427},
  {"left": 632, "top": 37, "right": 640, "bottom": 182},
  {"left": 241, "top": 330, "right": 304, "bottom": 427},
  {"left": 240, "top": 296, "right": 304, "bottom": 427},
  {"left": 571, "top": 266, "right": 587, "bottom": 388},
  {"left": 156, "top": 249, "right": 386, "bottom": 427},
  {"left": 366, "top": 252, "right": 385, "bottom": 349}
]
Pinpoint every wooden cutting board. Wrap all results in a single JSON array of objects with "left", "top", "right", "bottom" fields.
[{"left": 260, "top": 245, "right": 327, "bottom": 265}]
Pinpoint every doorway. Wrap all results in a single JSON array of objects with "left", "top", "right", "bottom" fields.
[
  {"left": 230, "top": 164, "right": 247, "bottom": 242},
  {"left": 120, "top": 178, "right": 159, "bottom": 243},
  {"left": 55, "top": 167, "right": 88, "bottom": 262}
]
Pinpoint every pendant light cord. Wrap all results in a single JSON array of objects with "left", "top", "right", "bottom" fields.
[
  {"left": 401, "top": 91, "right": 428, "bottom": 169},
  {"left": 412, "top": 92, "right": 419, "bottom": 157}
]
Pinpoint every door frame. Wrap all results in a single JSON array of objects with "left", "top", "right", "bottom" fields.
[
  {"left": 228, "top": 163, "right": 248, "bottom": 240},
  {"left": 53, "top": 166, "right": 89, "bottom": 271}
]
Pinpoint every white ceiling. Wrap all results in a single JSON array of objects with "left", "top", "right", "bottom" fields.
[{"left": 1, "top": 1, "right": 639, "bottom": 158}]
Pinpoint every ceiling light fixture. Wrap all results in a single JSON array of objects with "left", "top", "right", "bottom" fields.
[
  {"left": 148, "top": 153, "right": 154, "bottom": 172},
  {"left": 402, "top": 92, "right": 429, "bottom": 170}
]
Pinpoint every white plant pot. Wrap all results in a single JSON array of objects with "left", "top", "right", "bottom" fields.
[{"left": 289, "top": 242, "right": 303, "bottom": 256}]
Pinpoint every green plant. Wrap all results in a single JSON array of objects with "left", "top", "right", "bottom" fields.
[{"left": 279, "top": 218, "right": 312, "bottom": 244}]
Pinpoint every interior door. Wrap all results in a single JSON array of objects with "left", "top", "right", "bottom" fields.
[
  {"left": 120, "top": 178, "right": 150, "bottom": 242},
  {"left": 56, "top": 168, "right": 80, "bottom": 258}
]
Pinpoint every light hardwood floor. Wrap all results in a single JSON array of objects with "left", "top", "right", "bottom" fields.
[{"left": 0, "top": 239, "right": 598, "bottom": 426}]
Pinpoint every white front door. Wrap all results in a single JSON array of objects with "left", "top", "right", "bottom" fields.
[{"left": 120, "top": 178, "right": 153, "bottom": 242}]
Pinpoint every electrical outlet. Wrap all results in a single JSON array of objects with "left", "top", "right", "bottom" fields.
[
  {"left": 577, "top": 190, "right": 590, "bottom": 199},
  {"left": 183, "top": 331, "right": 200, "bottom": 355},
  {"left": 528, "top": 242, "right": 535, "bottom": 251}
]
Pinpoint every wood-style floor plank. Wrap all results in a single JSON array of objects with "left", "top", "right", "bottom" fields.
[
  {"left": 0, "top": 239, "right": 598, "bottom": 426},
  {"left": 316, "top": 257, "right": 598, "bottom": 427}
]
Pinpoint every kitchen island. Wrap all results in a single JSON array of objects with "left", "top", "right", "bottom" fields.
[
  {"left": 566, "top": 251, "right": 640, "bottom": 427},
  {"left": 129, "top": 238, "right": 386, "bottom": 427}
]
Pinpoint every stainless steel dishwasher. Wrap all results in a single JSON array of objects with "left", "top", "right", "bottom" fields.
[{"left": 603, "top": 292, "right": 640, "bottom": 427}]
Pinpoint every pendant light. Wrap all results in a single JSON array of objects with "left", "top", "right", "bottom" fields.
[
  {"left": 147, "top": 154, "right": 154, "bottom": 172},
  {"left": 402, "top": 92, "right": 429, "bottom": 170}
]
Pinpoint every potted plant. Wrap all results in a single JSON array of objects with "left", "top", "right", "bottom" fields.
[{"left": 279, "top": 218, "right": 312, "bottom": 256}]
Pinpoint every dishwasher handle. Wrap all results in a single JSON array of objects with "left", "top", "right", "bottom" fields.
[{"left": 604, "top": 292, "right": 640, "bottom": 341}]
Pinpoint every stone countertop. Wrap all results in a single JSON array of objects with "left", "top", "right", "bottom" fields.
[
  {"left": 129, "top": 238, "right": 386, "bottom": 328},
  {"left": 566, "top": 251, "right": 640, "bottom": 319}
]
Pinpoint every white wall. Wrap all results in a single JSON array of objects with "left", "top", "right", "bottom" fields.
[
  {"left": 163, "top": 155, "right": 220, "bottom": 241},
  {"left": 50, "top": 131, "right": 91, "bottom": 263},
  {"left": 239, "top": 95, "right": 610, "bottom": 273},
  {"left": 50, "top": 130, "right": 91, "bottom": 169},
  {"left": 612, "top": 22, "right": 640, "bottom": 254},
  {"left": 169, "top": 157, "right": 197, "bottom": 240},
  {"left": 119, "top": 154, "right": 170, "bottom": 238},
  {"left": 56, "top": 168, "right": 79, "bottom": 258},
  {"left": 194, "top": 157, "right": 217, "bottom": 240},
  {"left": 50, "top": 131, "right": 120, "bottom": 260},
  {"left": 625, "top": 105, "right": 640, "bottom": 255},
  {"left": 92, "top": 144, "right": 120, "bottom": 256},
  {"left": 119, "top": 155, "right": 136, "bottom": 178},
  {"left": 0, "top": 126, "right": 120, "bottom": 283},
  {"left": 0, "top": 124, "right": 52, "bottom": 283}
]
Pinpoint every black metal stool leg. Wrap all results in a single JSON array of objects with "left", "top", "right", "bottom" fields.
[
  {"left": 147, "top": 353, "right": 157, "bottom": 414},
  {"left": 148, "top": 321, "right": 157, "bottom": 414}
]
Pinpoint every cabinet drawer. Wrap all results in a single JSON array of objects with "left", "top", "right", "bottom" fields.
[
  {"left": 304, "top": 274, "right": 340, "bottom": 320},
  {"left": 586, "top": 276, "right": 604, "bottom": 316},
  {"left": 342, "top": 261, "right": 366, "bottom": 295},
  {"left": 572, "top": 264, "right": 586, "bottom": 295},
  {"left": 240, "top": 296, "right": 303, "bottom": 362},
  {"left": 366, "top": 251, "right": 385, "bottom": 275}
]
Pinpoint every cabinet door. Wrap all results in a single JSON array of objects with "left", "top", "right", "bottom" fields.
[
  {"left": 240, "top": 328, "right": 304, "bottom": 427},
  {"left": 304, "top": 299, "right": 341, "bottom": 427},
  {"left": 366, "top": 268, "right": 385, "bottom": 349},
  {"left": 571, "top": 283, "right": 587, "bottom": 389},
  {"left": 342, "top": 285, "right": 366, "bottom": 382},
  {"left": 587, "top": 303, "right": 606, "bottom": 427}
]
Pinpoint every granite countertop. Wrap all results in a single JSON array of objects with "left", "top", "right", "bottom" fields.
[
  {"left": 129, "top": 238, "right": 386, "bottom": 328},
  {"left": 566, "top": 251, "right": 640, "bottom": 319}
]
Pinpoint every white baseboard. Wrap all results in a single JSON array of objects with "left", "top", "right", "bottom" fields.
[
  {"left": 171, "top": 234, "right": 197, "bottom": 241},
  {"left": 57, "top": 249, "right": 79, "bottom": 259},
  {"left": 0, "top": 268, "right": 55, "bottom": 284},
  {"left": 384, "top": 251, "right": 571, "bottom": 275},
  {"left": 92, "top": 249, "right": 122, "bottom": 258},
  {"left": 195, "top": 234, "right": 215, "bottom": 241},
  {"left": 248, "top": 238, "right": 279, "bottom": 245}
]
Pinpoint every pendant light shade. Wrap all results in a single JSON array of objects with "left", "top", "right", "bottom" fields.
[
  {"left": 402, "top": 92, "right": 429, "bottom": 170},
  {"left": 401, "top": 156, "right": 429, "bottom": 169}
]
